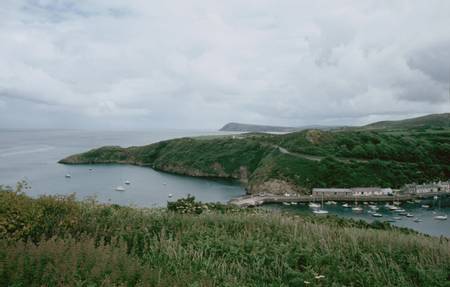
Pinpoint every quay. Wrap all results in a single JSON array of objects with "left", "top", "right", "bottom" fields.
[{"left": 229, "top": 191, "right": 450, "bottom": 208}]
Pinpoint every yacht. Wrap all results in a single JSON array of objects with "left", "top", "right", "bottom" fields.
[
  {"left": 313, "top": 209, "right": 329, "bottom": 215},
  {"left": 65, "top": 174, "right": 71, "bottom": 178},
  {"left": 352, "top": 206, "right": 363, "bottom": 212},
  {"left": 125, "top": 180, "right": 131, "bottom": 185},
  {"left": 309, "top": 203, "right": 320, "bottom": 208},
  {"left": 421, "top": 204, "right": 430, "bottom": 208},
  {"left": 283, "top": 202, "right": 291, "bottom": 206},
  {"left": 168, "top": 193, "right": 173, "bottom": 198},
  {"left": 434, "top": 215, "right": 447, "bottom": 220},
  {"left": 413, "top": 218, "right": 422, "bottom": 223},
  {"left": 115, "top": 186, "right": 125, "bottom": 191},
  {"left": 342, "top": 203, "right": 351, "bottom": 208},
  {"left": 372, "top": 213, "right": 383, "bottom": 218},
  {"left": 369, "top": 205, "right": 379, "bottom": 211},
  {"left": 406, "top": 213, "right": 414, "bottom": 218}
]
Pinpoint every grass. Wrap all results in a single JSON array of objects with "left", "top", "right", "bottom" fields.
[{"left": 1, "top": 185, "right": 450, "bottom": 286}]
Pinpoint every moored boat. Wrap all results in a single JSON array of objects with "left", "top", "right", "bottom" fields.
[
  {"left": 372, "top": 213, "right": 383, "bottom": 217},
  {"left": 115, "top": 186, "right": 125, "bottom": 191}
]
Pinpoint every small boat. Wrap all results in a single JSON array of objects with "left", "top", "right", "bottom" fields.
[
  {"left": 394, "top": 208, "right": 406, "bottom": 213},
  {"left": 367, "top": 210, "right": 374, "bottom": 214},
  {"left": 369, "top": 205, "right": 379, "bottom": 211},
  {"left": 406, "top": 213, "right": 414, "bottom": 218},
  {"left": 290, "top": 202, "right": 298, "bottom": 205},
  {"left": 413, "top": 218, "right": 422, "bottom": 223},
  {"left": 387, "top": 205, "right": 399, "bottom": 211},
  {"left": 414, "top": 199, "right": 421, "bottom": 203},
  {"left": 168, "top": 193, "right": 173, "bottom": 198},
  {"left": 393, "top": 216, "right": 402, "bottom": 220},
  {"left": 398, "top": 212, "right": 408, "bottom": 216},
  {"left": 433, "top": 196, "right": 438, "bottom": 200},
  {"left": 313, "top": 209, "right": 329, "bottom": 215},
  {"left": 352, "top": 206, "right": 363, "bottom": 212},
  {"left": 89, "top": 168, "right": 93, "bottom": 171},
  {"left": 393, "top": 201, "right": 401, "bottom": 206},
  {"left": 309, "top": 203, "right": 320, "bottom": 208},
  {"left": 65, "top": 174, "right": 71, "bottom": 178},
  {"left": 325, "top": 201, "right": 337, "bottom": 205},
  {"left": 434, "top": 215, "right": 447, "bottom": 220},
  {"left": 372, "top": 213, "right": 383, "bottom": 217},
  {"left": 115, "top": 186, "right": 125, "bottom": 191},
  {"left": 342, "top": 203, "right": 351, "bottom": 208},
  {"left": 125, "top": 180, "right": 131, "bottom": 185},
  {"left": 421, "top": 204, "right": 430, "bottom": 208},
  {"left": 283, "top": 202, "right": 291, "bottom": 206},
  {"left": 363, "top": 202, "right": 368, "bottom": 205}
]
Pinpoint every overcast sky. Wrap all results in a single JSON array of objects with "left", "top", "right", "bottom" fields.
[{"left": 0, "top": 0, "right": 449, "bottom": 130}]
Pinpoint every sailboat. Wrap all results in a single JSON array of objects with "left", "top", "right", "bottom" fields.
[
  {"left": 312, "top": 193, "right": 328, "bottom": 214},
  {"left": 433, "top": 197, "right": 447, "bottom": 220},
  {"left": 352, "top": 196, "right": 363, "bottom": 212}
]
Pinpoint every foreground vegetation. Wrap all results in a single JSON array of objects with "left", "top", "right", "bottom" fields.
[
  {"left": 1, "top": 185, "right": 450, "bottom": 286},
  {"left": 60, "top": 114, "right": 450, "bottom": 194}
]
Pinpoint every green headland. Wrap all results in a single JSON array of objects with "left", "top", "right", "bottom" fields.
[{"left": 60, "top": 113, "right": 450, "bottom": 195}]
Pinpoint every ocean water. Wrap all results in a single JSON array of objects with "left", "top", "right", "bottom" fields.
[{"left": 0, "top": 129, "right": 245, "bottom": 207}]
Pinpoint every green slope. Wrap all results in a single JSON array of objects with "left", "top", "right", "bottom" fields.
[{"left": 360, "top": 113, "right": 450, "bottom": 130}]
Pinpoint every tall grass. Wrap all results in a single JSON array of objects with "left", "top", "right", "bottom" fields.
[{"left": 1, "top": 186, "right": 449, "bottom": 286}]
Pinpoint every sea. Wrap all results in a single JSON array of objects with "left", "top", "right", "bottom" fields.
[{"left": 0, "top": 129, "right": 448, "bottom": 237}]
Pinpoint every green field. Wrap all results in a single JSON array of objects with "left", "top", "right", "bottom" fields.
[{"left": 1, "top": 186, "right": 449, "bottom": 286}]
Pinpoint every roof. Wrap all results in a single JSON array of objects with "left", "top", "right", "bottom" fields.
[{"left": 313, "top": 188, "right": 352, "bottom": 193}]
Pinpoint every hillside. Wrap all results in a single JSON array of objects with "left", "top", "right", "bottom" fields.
[
  {"left": 60, "top": 122, "right": 450, "bottom": 194},
  {"left": 1, "top": 188, "right": 449, "bottom": 286},
  {"left": 360, "top": 113, "right": 450, "bottom": 130}
]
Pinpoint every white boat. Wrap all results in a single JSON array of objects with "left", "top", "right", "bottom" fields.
[
  {"left": 413, "top": 218, "right": 422, "bottom": 223},
  {"left": 283, "top": 202, "right": 291, "bottom": 206},
  {"left": 325, "top": 201, "right": 337, "bottom": 205},
  {"left": 394, "top": 209, "right": 406, "bottom": 213},
  {"left": 434, "top": 215, "right": 448, "bottom": 220},
  {"left": 125, "top": 180, "right": 131, "bottom": 185},
  {"left": 421, "top": 204, "right": 430, "bottom": 208},
  {"left": 406, "top": 213, "right": 414, "bottom": 218},
  {"left": 313, "top": 209, "right": 329, "bottom": 215},
  {"left": 369, "top": 205, "right": 379, "bottom": 211},
  {"left": 433, "top": 196, "right": 438, "bottom": 200},
  {"left": 65, "top": 174, "right": 71, "bottom": 178},
  {"left": 414, "top": 199, "right": 421, "bottom": 203},
  {"left": 393, "top": 201, "right": 401, "bottom": 206},
  {"left": 309, "top": 203, "right": 320, "bottom": 208},
  {"left": 290, "top": 202, "right": 298, "bottom": 205},
  {"left": 168, "top": 193, "right": 173, "bottom": 198},
  {"left": 352, "top": 206, "right": 363, "bottom": 212},
  {"left": 372, "top": 213, "right": 383, "bottom": 217},
  {"left": 342, "top": 203, "right": 351, "bottom": 208},
  {"left": 115, "top": 186, "right": 125, "bottom": 191},
  {"left": 388, "top": 205, "right": 399, "bottom": 211},
  {"left": 393, "top": 216, "right": 402, "bottom": 220}
]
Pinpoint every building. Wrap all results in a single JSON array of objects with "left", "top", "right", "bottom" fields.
[
  {"left": 403, "top": 181, "right": 450, "bottom": 194},
  {"left": 352, "top": 187, "right": 393, "bottom": 197},
  {"left": 312, "top": 188, "right": 353, "bottom": 197}
]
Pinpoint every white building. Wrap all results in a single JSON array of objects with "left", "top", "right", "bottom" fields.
[{"left": 312, "top": 188, "right": 353, "bottom": 197}]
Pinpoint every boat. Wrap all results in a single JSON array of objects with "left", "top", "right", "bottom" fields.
[
  {"left": 325, "top": 201, "right": 337, "bottom": 205},
  {"left": 421, "top": 204, "right": 430, "bottom": 208},
  {"left": 342, "top": 203, "right": 351, "bottom": 208},
  {"left": 413, "top": 218, "right": 422, "bottom": 223},
  {"left": 369, "top": 205, "right": 379, "bottom": 211},
  {"left": 393, "top": 216, "right": 402, "bottom": 220},
  {"left": 393, "top": 201, "right": 401, "bottom": 206},
  {"left": 433, "top": 195, "right": 438, "bottom": 200},
  {"left": 65, "top": 174, "right": 71, "bottom": 178},
  {"left": 393, "top": 208, "right": 406, "bottom": 213},
  {"left": 372, "top": 213, "right": 383, "bottom": 217},
  {"left": 433, "top": 198, "right": 447, "bottom": 220},
  {"left": 290, "top": 202, "right": 298, "bottom": 205},
  {"left": 352, "top": 196, "right": 363, "bottom": 212},
  {"left": 406, "top": 213, "right": 414, "bottom": 218},
  {"left": 125, "top": 180, "right": 131, "bottom": 185},
  {"left": 309, "top": 202, "right": 320, "bottom": 208},
  {"left": 313, "top": 209, "right": 329, "bottom": 215},
  {"left": 414, "top": 199, "right": 421, "bottom": 203},
  {"left": 283, "top": 202, "right": 291, "bottom": 206},
  {"left": 115, "top": 186, "right": 125, "bottom": 191},
  {"left": 168, "top": 193, "right": 173, "bottom": 198},
  {"left": 388, "top": 205, "right": 399, "bottom": 211},
  {"left": 398, "top": 212, "right": 408, "bottom": 216}
]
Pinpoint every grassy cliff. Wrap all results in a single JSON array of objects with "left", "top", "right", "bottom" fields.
[
  {"left": 1, "top": 187, "right": 449, "bottom": 286},
  {"left": 60, "top": 125, "right": 450, "bottom": 194}
]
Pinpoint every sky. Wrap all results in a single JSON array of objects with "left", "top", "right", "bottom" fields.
[{"left": 0, "top": 0, "right": 449, "bottom": 130}]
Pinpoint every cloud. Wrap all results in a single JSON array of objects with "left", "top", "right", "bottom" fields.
[{"left": 0, "top": 0, "right": 449, "bottom": 129}]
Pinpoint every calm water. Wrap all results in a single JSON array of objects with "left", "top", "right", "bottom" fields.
[
  {"left": 0, "top": 129, "right": 245, "bottom": 207},
  {"left": 267, "top": 197, "right": 450, "bottom": 237},
  {"left": 1, "top": 129, "right": 448, "bottom": 237}
]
